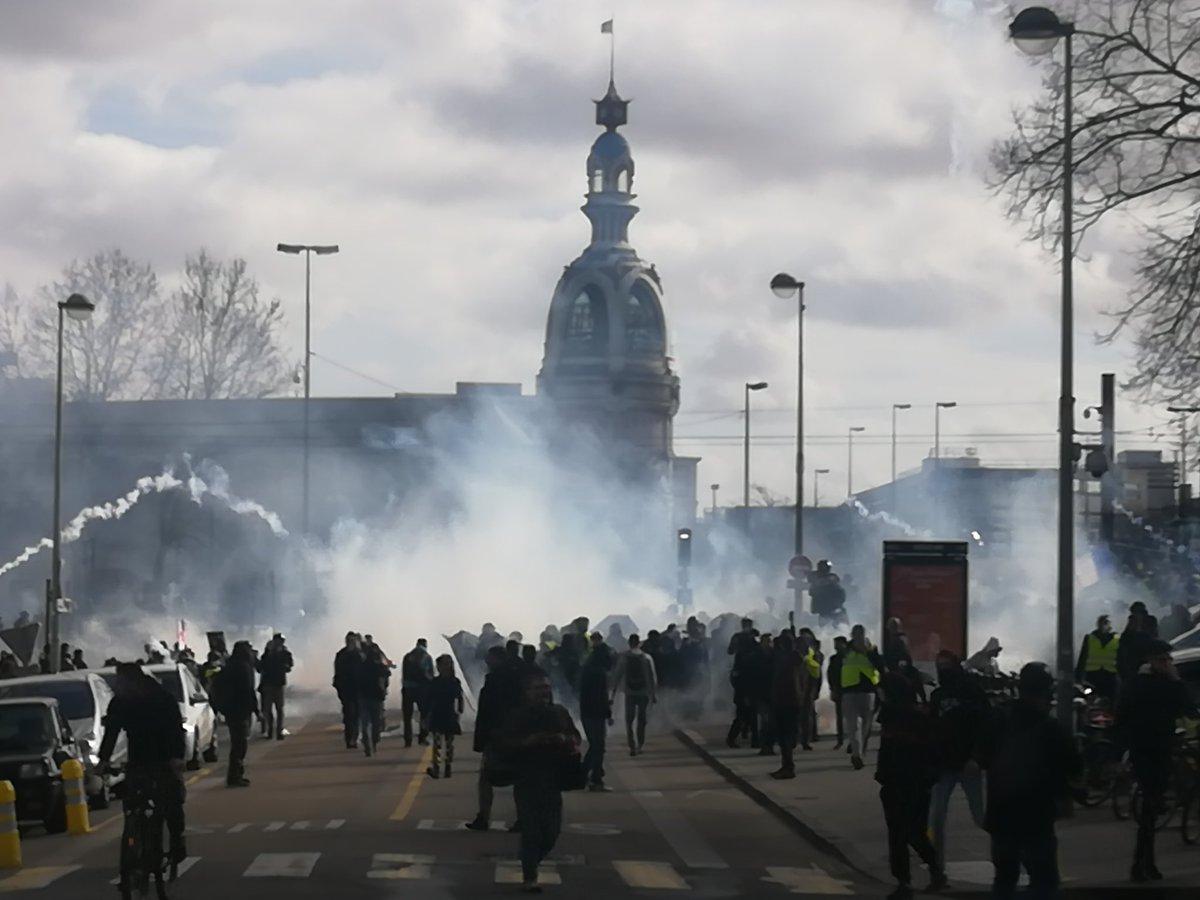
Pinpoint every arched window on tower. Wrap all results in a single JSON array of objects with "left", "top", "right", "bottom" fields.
[
  {"left": 626, "top": 281, "right": 664, "bottom": 355},
  {"left": 616, "top": 168, "right": 630, "bottom": 193},
  {"left": 564, "top": 286, "right": 607, "bottom": 355},
  {"left": 590, "top": 169, "right": 604, "bottom": 193}
]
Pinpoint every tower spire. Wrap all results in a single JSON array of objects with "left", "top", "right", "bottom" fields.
[{"left": 601, "top": 17, "right": 615, "bottom": 84}]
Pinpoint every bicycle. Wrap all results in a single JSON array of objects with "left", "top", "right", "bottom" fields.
[{"left": 118, "top": 772, "right": 178, "bottom": 900}]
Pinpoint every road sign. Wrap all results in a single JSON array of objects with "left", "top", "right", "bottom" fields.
[{"left": 787, "top": 555, "right": 813, "bottom": 578}]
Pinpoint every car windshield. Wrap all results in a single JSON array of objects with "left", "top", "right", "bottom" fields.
[
  {"left": 0, "top": 681, "right": 94, "bottom": 721},
  {"left": 0, "top": 705, "right": 54, "bottom": 754},
  {"left": 152, "top": 671, "right": 184, "bottom": 703}
]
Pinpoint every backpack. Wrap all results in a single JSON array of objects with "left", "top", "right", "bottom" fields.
[
  {"left": 402, "top": 651, "right": 427, "bottom": 682},
  {"left": 208, "top": 665, "right": 231, "bottom": 716},
  {"left": 624, "top": 652, "right": 650, "bottom": 693}
]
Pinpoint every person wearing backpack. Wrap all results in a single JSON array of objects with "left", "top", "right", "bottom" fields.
[
  {"left": 401, "top": 638, "right": 435, "bottom": 747},
  {"left": 211, "top": 641, "right": 259, "bottom": 788},
  {"left": 610, "top": 634, "right": 658, "bottom": 757}
]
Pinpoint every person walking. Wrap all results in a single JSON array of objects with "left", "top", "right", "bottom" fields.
[
  {"left": 401, "top": 638, "right": 435, "bottom": 747},
  {"left": 927, "top": 650, "right": 989, "bottom": 871},
  {"left": 611, "top": 634, "right": 658, "bottom": 757},
  {"left": 827, "top": 636, "right": 848, "bottom": 749},
  {"left": 579, "top": 633, "right": 614, "bottom": 791},
  {"left": 841, "top": 624, "right": 882, "bottom": 770},
  {"left": 768, "top": 632, "right": 806, "bottom": 780},
  {"left": 425, "top": 654, "right": 465, "bottom": 778},
  {"left": 333, "top": 632, "right": 363, "bottom": 749},
  {"left": 211, "top": 640, "right": 259, "bottom": 788},
  {"left": 1075, "top": 614, "right": 1119, "bottom": 702},
  {"left": 875, "top": 672, "right": 946, "bottom": 899},
  {"left": 726, "top": 618, "right": 759, "bottom": 748},
  {"left": 797, "top": 628, "right": 822, "bottom": 751},
  {"left": 976, "top": 662, "right": 1080, "bottom": 899},
  {"left": 357, "top": 643, "right": 391, "bottom": 757},
  {"left": 493, "top": 671, "right": 582, "bottom": 892},
  {"left": 1116, "top": 640, "right": 1195, "bottom": 882},
  {"left": 466, "top": 646, "right": 520, "bottom": 831},
  {"left": 257, "top": 633, "right": 293, "bottom": 740}
]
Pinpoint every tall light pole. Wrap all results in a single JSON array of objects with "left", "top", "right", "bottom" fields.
[
  {"left": 1167, "top": 406, "right": 1200, "bottom": 509},
  {"left": 770, "top": 274, "right": 806, "bottom": 613},
  {"left": 1010, "top": 5, "right": 1077, "bottom": 729},
  {"left": 891, "top": 403, "right": 911, "bottom": 484},
  {"left": 710, "top": 483, "right": 720, "bottom": 515},
  {"left": 743, "top": 382, "right": 769, "bottom": 509},
  {"left": 277, "top": 243, "right": 339, "bottom": 535},
  {"left": 813, "top": 468, "right": 830, "bottom": 508},
  {"left": 847, "top": 426, "right": 866, "bottom": 497},
  {"left": 47, "top": 293, "right": 95, "bottom": 674},
  {"left": 934, "top": 401, "right": 957, "bottom": 459}
]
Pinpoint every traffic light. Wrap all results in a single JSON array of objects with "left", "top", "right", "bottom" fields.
[
  {"left": 1085, "top": 447, "right": 1109, "bottom": 478},
  {"left": 677, "top": 528, "right": 692, "bottom": 567}
]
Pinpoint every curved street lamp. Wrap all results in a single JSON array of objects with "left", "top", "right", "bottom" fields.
[{"left": 770, "top": 272, "right": 806, "bottom": 614}]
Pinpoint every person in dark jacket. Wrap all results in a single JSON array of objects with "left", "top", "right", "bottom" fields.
[
  {"left": 357, "top": 644, "right": 391, "bottom": 757},
  {"left": 257, "top": 634, "right": 294, "bottom": 740},
  {"left": 927, "top": 650, "right": 989, "bottom": 870},
  {"left": 976, "top": 662, "right": 1080, "bottom": 899},
  {"left": 579, "top": 633, "right": 614, "bottom": 791},
  {"left": 213, "top": 641, "right": 259, "bottom": 787},
  {"left": 882, "top": 618, "right": 913, "bottom": 673},
  {"left": 769, "top": 632, "right": 806, "bottom": 780},
  {"left": 1116, "top": 640, "right": 1196, "bottom": 882},
  {"left": 1117, "top": 609, "right": 1156, "bottom": 684},
  {"left": 827, "top": 636, "right": 848, "bottom": 748},
  {"left": 99, "top": 663, "right": 187, "bottom": 860},
  {"left": 726, "top": 618, "right": 760, "bottom": 748},
  {"left": 401, "top": 638, "right": 435, "bottom": 747},
  {"left": 875, "top": 672, "right": 945, "bottom": 899},
  {"left": 493, "top": 670, "right": 581, "bottom": 892},
  {"left": 466, "top": 646, "right": 519, "bottom": 831},
  {"left": 425, "top": 654, "right": 464, "bottom": 778},
  {"left": 332, "top": 632, "right": 363, "bottom": 749}
]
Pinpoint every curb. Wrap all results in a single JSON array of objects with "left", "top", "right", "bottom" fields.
[{"left": 673, "top": 728, "right": 885, "bottom": 885}]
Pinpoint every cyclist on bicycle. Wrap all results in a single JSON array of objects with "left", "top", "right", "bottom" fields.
[{"left": 99, "top": 662, "right": 188, "bottom": 862}]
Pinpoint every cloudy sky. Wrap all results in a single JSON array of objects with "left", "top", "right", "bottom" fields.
[{"left": 0, "top": 0, "right": 1181, "bottom": 507}]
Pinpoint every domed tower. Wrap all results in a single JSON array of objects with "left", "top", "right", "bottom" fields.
[{"left": 537, "top": 78, "right": 683, "bottom": 470}]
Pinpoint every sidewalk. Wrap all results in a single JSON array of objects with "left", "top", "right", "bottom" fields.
[{"left": 675, "top": 715, "right": 1200, "bottom": 895}]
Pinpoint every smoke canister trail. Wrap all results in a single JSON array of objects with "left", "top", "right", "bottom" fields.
[{"left": 844, "top": 498, "right": 933, "bottom": 538}]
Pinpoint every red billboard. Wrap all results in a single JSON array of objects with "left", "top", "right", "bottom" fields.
[{"left": 882, "top": 541, "right": 968, "bottom": 668}]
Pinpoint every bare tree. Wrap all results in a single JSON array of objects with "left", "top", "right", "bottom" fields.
[
  {"left": 25, "top": 250, "right": 163, "bottom": 400},
  {"left": 991, "top": 0, "right": 1200, "bottom": 400},
  {"left": 152, "top": 250, "right": 292, "bottom": 399},
  {"left": 0, "top": 283, "right": 25, "bottom": 377}
]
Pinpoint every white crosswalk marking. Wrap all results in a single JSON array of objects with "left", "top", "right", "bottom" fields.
[
  {"left": 495, "top": 862, "right": 561, "bottom": 885},
  {"left": 763, "top": 865, "right": 855, "bottom": 895},
  {"left": 613, "top": 860, "right": 689, "bottom": 889},
  {"left": 290, "top": 820, "right": 311, "bottom": 830},
  {"left": 325, "top": 818, "right": 346, "bottom": 830},
  {"left": 244, "top": 852, "right": 320, "bottom": 877},
  {"left": 0, "top": 867, "right": 81, "bottom": 891},
  {"left": 228, "top": 823, "right": 251, "bottom": 833},
  {"left": 368, "top": 853, "right": 434, "bottom": 879},
  {"left": 109, "top": 857, "right": 201, "bottom": 886},
  {"left": 264, "top": 820, "right": 286, "bottom": 832}
]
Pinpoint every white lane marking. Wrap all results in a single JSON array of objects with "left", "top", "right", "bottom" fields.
[
  {"left": 243, "top": 852, "right": 320, "bottom": 877},
  {"left": 613, "top": 860, "right": 689, "bottom": 889},
  {"left": 0, "top": 867, "right": 82, "bottom": 891},
  {"left": 325, "top": 818, "right": 345, "bottom": 830},
  {"left": 620, "top": 767, "right": 728, "bottom": 869},
  {"left": 763, "top": 865, "right": 855, "bottom": 895},
  {"left": 109, "top": 857, "right": 201, "bottom": 886},
  {"left": 417, "top": 818, "right": 510, "bottom": 831},
  {"left": 290, "top": 820, "right": 310, "bottom": 831},
  {"left": 495, "top": 862, "right": 560, "bottom": 884},
  {"left": 228, "top": 823, "right": 251, "bottom": 833},
  {"left": 945, "top": 860, "right": 1025, "bottom": 886},
  {"left": 565, "top": 822, "right": 621, "bottom": 836},
  {"left": 264, "top": 820, "right": 286, "bottom": 832},
  {"left": 369, "top": 853, "right": 434, "bottom": 880}
]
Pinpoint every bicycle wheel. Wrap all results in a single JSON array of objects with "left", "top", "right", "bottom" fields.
[
  {"left": 149, "top": 815, "right": 169, "bottom": 900},
  {"left": 1182, "top": 791, "right": 1200, "bottom": 845},
  {"left": 1080, "top": 739, "right": 1119, "bottom": 807},
  {"left": 120, "top": 814, "right": 151, "bottom": 900}
]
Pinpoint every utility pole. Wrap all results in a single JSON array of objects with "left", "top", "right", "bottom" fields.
[{"left": 1099, "top": 374, "right": 1115, "bottom": 545}]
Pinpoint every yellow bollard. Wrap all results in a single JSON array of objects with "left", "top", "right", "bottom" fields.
[
  {"left": 0, "top": 780, "right": 20, "bottom": 868},
  {"left": 61, "top": 760, "right": 89, "bottom": 836}
]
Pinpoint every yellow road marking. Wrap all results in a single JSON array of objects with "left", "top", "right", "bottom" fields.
[
  {"left": 185, "top": 767, "right": 212, "bottom": 787},
  {"left": 324, "top": 724, "right": 342, "bottom": 732},
  {"left": 0, "top": 867, "right": 81, "bottom": 891},
  {"left": 613, "top": 860, "right": 690, "bottom": 889},
  {"left": 389, "top": 746, "right": 433, "bottom": 821}
]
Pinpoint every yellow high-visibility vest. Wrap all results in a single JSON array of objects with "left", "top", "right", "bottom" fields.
[
  {"left": 803, "top": 649, "right": 821, "bottom": 679},
  {"left": 1084, "top": 632, "right": 1119, "bottom": 673},
  {"left": 840, "top": 648, "right": 880, "bottom": 689}
]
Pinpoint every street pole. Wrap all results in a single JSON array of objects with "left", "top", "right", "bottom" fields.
[
  {"left": 1099, "top": 374, "right": 1115, "bottom": 545},
  {"left": 847, "top": 427, "right": 864, "bottom": 497},
  {"left": 891, "top": 403, "right": 910, "bottom": 511},
  {"left": 814, "top": 468, "right": 829, "bottom": 509},
  {"left": 47, "top": 307, "right": 64, "bottom": 674},
  {"left": 1167, "top": 405, "right": 1200, "bottom": 513},
  {"left": 303, "top": 248, "right": 311, "bottom": 537},
  {"left": 710, "top": 483, "right": 719, "bottom": 515},
  {"left": 794, "top": 283, "right": 805, "bottom": 614},
  {"left": 743, "top": 384, "right": 751, "bottom": 509}
]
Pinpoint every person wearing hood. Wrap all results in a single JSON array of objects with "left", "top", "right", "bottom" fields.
[
  {"left": 211, "top": 641, "right": 259, "bottom": 788},
  {"left": 1075, "top": 614, "right": 1119, "bottom": 701},
  {"left": 965, "top": 637, "right": 1002, "bottom": 678},
  {"left": 928, "top": 650, "right": 989, "bottom": 871},
  {"left": 1117, "top": 609, "right": 1157, "bottom": 683}
]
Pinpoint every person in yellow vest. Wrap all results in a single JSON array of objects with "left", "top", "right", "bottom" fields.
[
  {"left": 840, "top": 624, "right": 882, "bottom": 770},
  {"left": 1075, "top": 614, "right": 1119, "bottom": 701},
  {"left": 797, "top": 629, "right": 823, "bottom": 751}
]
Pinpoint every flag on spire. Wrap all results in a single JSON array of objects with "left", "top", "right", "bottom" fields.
[{"left": 601, "top": 19, "right": 613, "bottom": 33}]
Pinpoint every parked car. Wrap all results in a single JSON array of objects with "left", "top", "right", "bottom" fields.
[
  {"left": 0, "top": 672, "right": 122, "bottom": 808},
  {"left": 98, "top": 663, "right": 218, "bottom": 770},
  {"left": 0, "top": 698, "right": 83, "bottom": 832}
]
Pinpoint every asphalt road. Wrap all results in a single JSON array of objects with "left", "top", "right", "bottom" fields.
[{"left": 4, "top": 714, "right": 881, "bottom": 898}]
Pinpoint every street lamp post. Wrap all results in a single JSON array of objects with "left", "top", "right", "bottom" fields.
[
  {"left": 934, "top": 401, "right": 957, "bottom": 459},
  {"left": 770, "top": 274, "right": 806, "bottom": 608},
  {"left": 1167, "top": 406, "right": 1200, "bottom": 510},
  {"left": 743, "top": 382, "right": 769, "bottom": 509},
  {"left": 891, "top": 403, "right": 911, "bottom": 484},
  {"left": 276, "top": 243, "right": 339, "bottom": 536},
  {"left": 710, "top": 483, "right": 720, "bottom": 515},
  {"left": 847, "top": 426, "right": 866, "bottom": 497},
  {"left": 1010, "top": 5, "right": 1077, "bottom": 729},
  {"left": 813, "top": 468, "right": 830, "bottom": 508},
  {"left": 46, "top": 293, "right": 95, "bottom": 674}
]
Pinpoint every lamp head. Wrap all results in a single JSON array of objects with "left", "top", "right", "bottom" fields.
[
  {"left": 770, "top": 273, "right": 803, "bottom": 299},
  {"left": 276, "top": 243, "right": 304, "bottom": 254},
  {"left": 1009, "top": 6, "right": 1070, "bottom": 56},
  {"left": 747, "top": 381, "right": 768, "bottom": 391},
  {"left": 937, "top": 401, "right": 958, "bottom": 409},
  {"left": 850, "top": 426, "right": 866, "bottom": 433},
  {"left": 710, "top": 483, "right": 720, "bottom": 491},
  {"left": 313, "top": 245, "right": 340, "bottom": 256},
  {"left": 60, "top": 293, "right": 95, "bottom": 321},
  {"left": 816, "top": 468, "right": 830, "bottom": 474},
  {"left": 894, "top": 403, "right": 912, "bottom": 410}
]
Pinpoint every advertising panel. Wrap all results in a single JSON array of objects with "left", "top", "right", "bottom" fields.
[{"left": 882, "top": 541, "right": 968, "bottom": 670}]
